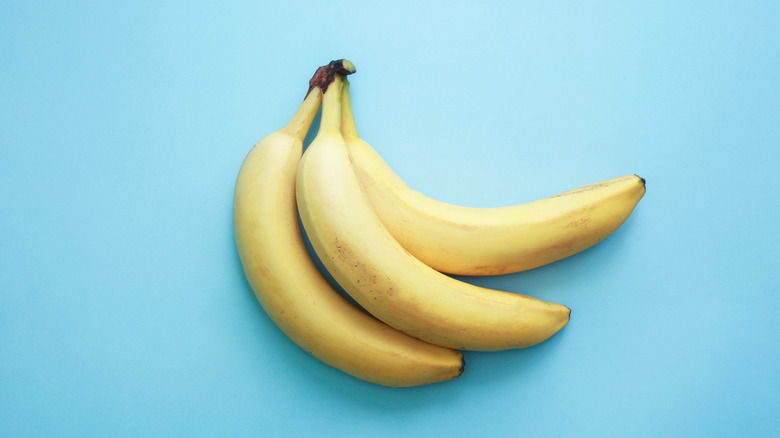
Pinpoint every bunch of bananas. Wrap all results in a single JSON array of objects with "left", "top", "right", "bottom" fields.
[{"left": 233, "top": 59, "right": 645, "bottom": 387}]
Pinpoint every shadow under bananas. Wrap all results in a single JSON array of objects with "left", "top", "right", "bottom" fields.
[{"left": 322, "top": 329, "right": 572, "bottom": 412}]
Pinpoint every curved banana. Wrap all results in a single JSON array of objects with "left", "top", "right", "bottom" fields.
[
  {"left": 296, "top": 74, "right": 570, "bottom": 352},
  {"left": 340, "top": 81, "right": 645, "bottom": 276},
  {"left": 234, "top": 61, "right": 463, "bottom": 387}
]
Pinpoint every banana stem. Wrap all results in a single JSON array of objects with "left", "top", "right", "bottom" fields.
[
  {"left": 282, "top": 59, "right": 356, "bottom": 141},
  {"left": 340, "top": 79, "right": 359, "bottom": 141},
  {"left": 283, "top": 87, "right": 323, "bottom": 141},
  {"left": 317, "top": 74, "right": 345, "bottom": 137}
]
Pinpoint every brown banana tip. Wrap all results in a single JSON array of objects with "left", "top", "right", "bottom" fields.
[
  {"left": 331, "top": 59, "right": 356, "bottom": 75},
  {"left": 307, "top": 59, "right": 356, "bottom": 96},
  {"left": 458, "top": 356, "right": 466, "bottom": 377},
  {"left": 635, "top": 174, "right": 646, "bottom": 187},
  {"left": 307, "top": 64, "right": 331, "bottom": 96}
]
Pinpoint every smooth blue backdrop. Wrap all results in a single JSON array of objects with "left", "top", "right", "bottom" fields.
[{"left": 2, "top": 1, "right": 778, "bottom": 436}]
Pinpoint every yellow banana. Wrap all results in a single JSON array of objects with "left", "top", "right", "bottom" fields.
[
  {"left": 234, "top": 60, "right": 463, "bottom": 387},
  {"left": 341, "top": 81, "right": 645, "bottom": 276},
  {"left": 296, "top": 74, "right": 570, "bottom": 352}
]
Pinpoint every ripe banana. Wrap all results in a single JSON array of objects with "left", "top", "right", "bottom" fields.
[
  {"left": 296, "top": 74, "right": 570, "bottom": 352},
  {"left": 340, "top": 81, "right": 646, "bottom": 276},
  {"left": 234, "top": 60, "right": 463, "bottom": 387}
]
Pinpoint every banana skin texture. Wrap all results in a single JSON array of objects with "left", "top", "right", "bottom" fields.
[
  {"left": 234, "top": 61, "right": 464, "bottom": 387},
  {"left": 296, "top": 75, "right": 571, "bottom": 352},
  {"left": 340, "top": 81, "right": 645, "bottom": 276}
]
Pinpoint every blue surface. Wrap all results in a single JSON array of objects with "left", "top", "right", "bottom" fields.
[{"left": 2, "top": 1, "right": 779, "bottom": 436}]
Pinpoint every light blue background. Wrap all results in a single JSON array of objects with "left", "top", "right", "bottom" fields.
[{"left": 2, "top": 1, "right": 779, "bottom": 436}]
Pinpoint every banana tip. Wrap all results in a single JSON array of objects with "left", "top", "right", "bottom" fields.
[
  {"left": 337, "top": 59, "right": 356, "bottom": 75},
  {"left": 308, "top": 59, "right": 357, "bottom": 96},
  {"left": 635, "top": 174, "right": 646, "bottom": 187}
]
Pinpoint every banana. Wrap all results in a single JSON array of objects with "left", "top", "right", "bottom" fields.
[
  {"left": 296, "top": 74, "right": 570, "bottom": 352},
  {"left": 340, "top": 81, "right": 645, "bottom": 276},
  {"left": 234, "top": 60, "right": 463, "bottom": 387}
]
